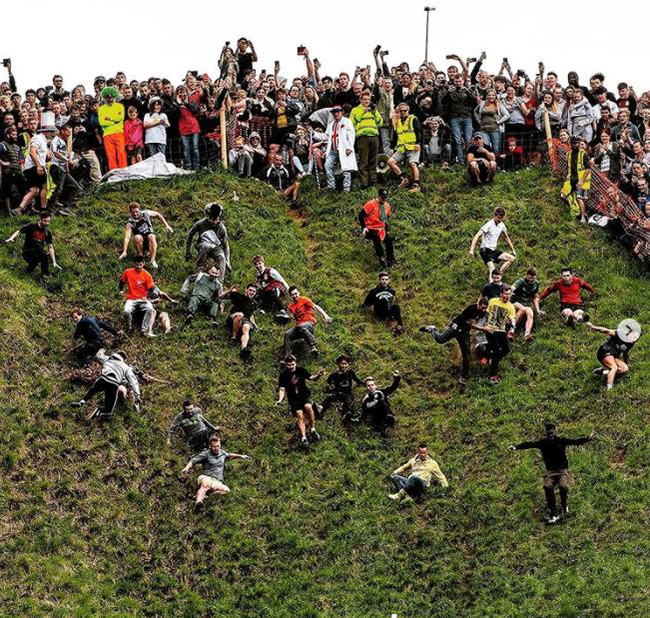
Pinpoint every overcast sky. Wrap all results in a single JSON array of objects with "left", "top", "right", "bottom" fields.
[{"left": 3, "top": 0, "right": 648, "bottom": 93}]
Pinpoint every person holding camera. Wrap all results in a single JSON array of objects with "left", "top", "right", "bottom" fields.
[
  {"left": 235, "top": 38, "right": 258, "bottom": 85},
  {"left": 350, "top": 90, "right": 383, "bottom": 188}
]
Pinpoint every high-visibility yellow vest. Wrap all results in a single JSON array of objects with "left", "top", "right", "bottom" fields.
[
  {"left": 350, "top": 105, "right": 383, "bottom": 137},
  {"left": 396, "top": 115, "right": 417, "bottom": 152}
]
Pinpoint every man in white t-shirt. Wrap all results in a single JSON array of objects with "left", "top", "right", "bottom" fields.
[
  {"left": 468, "top": 207, "right": 516, "bottom": 277},
  {"left": 13, "top": 112, "right": 57, "bottom": 215},
  {"left": 48, "top": 124, "right": 81, "bottom": 213}
]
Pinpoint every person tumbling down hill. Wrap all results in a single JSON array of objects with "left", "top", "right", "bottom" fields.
[
  {"left": 361, "top": 370, "right": 401, "bottom": 435},
  {"left": 119, "top": 201, "right": 174, "bottom": 270},
  {"left": 359, "top": 188, "right": 394, "bottom": 270},
  {"left": 185, "top": 202, "right": 231, "bottom": 278},
  {"left": 221, "top": 283, "right": 259, "bottom": 361},
  {"left": 388, "top": 443, "right": 448, "bottom": 503},
  {"left": 363, "top": 271, "right": 403, "bottom": 335},
  {"left": 168, "top": 399, "right": 220, "bottom": 453},
  {"left": 588, "top": 319, "right": 641, "bottom": 391},
  {"left": 284, "top": 286, "right": 333, "bottom": 357},
  {"left": 182, "top": 435, "right": 252, "bottom": 511},
  {"left": 182, "top": 265, "right": 225, "bottom": 325},
  {"left": 70, "top": 307, "right": 121, "bottom": 364},
  {"left": 539, "top": 267, "right": 595, "bottom": 327},
  {"left": 469, "top": 207, "right": 516, "bottom": 278},
  {"left": 320, "top": 355, "right": 364, "bottom": 422}
]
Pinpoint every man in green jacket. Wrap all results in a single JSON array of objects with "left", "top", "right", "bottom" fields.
[{"left": 351, "top": 90, "right": 383, "bottom": 188}]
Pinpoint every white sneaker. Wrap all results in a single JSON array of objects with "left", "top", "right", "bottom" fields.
[
  {"left": 150, "top": 260, "right": 159, "bottom": 269},
  {"left": 388, "top": 492, "right": 401, "bottom": 500},
  {"left": 144, "top": 332, "right": 157, "bottom": 338},
  {"left": 547, "top": 514, "right": 560, "bottom": 524}
]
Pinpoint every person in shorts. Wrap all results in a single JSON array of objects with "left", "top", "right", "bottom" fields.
[
  {"left": 119, "top": 201, "right": 174, "bottom": 270},
  {"left": 539, "top": 267, "right": 595, "bottom": 327},
  {"left": 511, "top": 267, "right": 544, "bottom": 342},
  {"left": 222, "top": 283, "right": 259, "bottom": 360},
  {"left": 276, "top": 355, "right": 325, "bottom": 448},
  {"left": 182, "top": 436, "right": 252, "bottom": 510},
  {"left": 469, "top": 207, "right": 516, "bottom": 277},
  {"left": 466, "top": 133, "right": 497, "bottom": 185},
  {"left": 508, "top": 422, "right": 596, "bottom": 524},
  {"left": 387, "top": 103, "right": 422, "bottom": 192},
  {"left": 588, "top": 319, "right": 641, "bottom": 391}
]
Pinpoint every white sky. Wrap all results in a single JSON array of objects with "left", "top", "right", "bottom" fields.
[{"left": 3, "top": 0, "right": 648, "bottom": 93}]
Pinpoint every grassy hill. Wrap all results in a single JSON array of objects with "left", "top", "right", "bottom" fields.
[{"left": 0, "top": 167, "right": 648, "bottom": 618}]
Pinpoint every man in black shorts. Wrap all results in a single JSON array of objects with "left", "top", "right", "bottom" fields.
[
  {"left": 222, "top": 283, "right": 259, "bottom": 360},
  {"left": 588, "top": 319, "right": 641, "bottom": 391},
  {"left": 119, "top": 201, "right": 174, "bottom": 270},
  {"left": 508, "top": 422, "right": 596, "bottom": 524},
  {"left": 420, "top": 297, "right": 489, "bottom": 385},
  {"left": 4, "top": 211, "right": 62, "bottom": 277},
  {"left": 276, "top": 355, "right": 324, "bottom": 448},
  {"left": 361, "top": 370, "right": 401, "bottom": 434},
  {"left": 466, "top": 133, "right": 497, "bottom": 185},
  {"left": 362, "top": 271, "right": 403, "bottom": 335},
  {"left": 469, "top": 207, "right": 516, "bottom": 277},
  {"left": 321, "top": 355, "right": 364, "bottom": 422}
]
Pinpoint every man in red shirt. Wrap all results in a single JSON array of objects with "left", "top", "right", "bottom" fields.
[
  {"left": 539, "top": 267, "right": 595, "bottom": 327},
  {"left": 358, "top": 188, "right": 394, "bottom": 268},
  {"left": 119, "top": 255, "right": 156, "bottom": 336},
  {"left": 284, "top": 285, "right": 333, "bottom": 357}
]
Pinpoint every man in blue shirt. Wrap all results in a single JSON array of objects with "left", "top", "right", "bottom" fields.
[{"left": 70, "top": 307, "right": 120, "bottom": 363}]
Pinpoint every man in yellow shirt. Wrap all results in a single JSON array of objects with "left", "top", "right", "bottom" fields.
[
  {"left": 99, "top": 87, "right": 127, "bottom": 170},
  {"left": 350, "top": 90, "right": 383, "bottom": 188},
  {"left": 485, "top": 286, "right": 516, "bottom": 385},
  {"left": 389, "top": 443, "right": 448, "bottom": 502}
]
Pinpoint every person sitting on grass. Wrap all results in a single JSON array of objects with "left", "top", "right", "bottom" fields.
[
  {"left": 511, "top": 267, "right": 544, "bottom": 342},
  {"left": 119, "top": 201, "right": 174, "bottom": 270},
  {"left": 71, "top": 348, "right": 141, "bottom": 421},
  {"left": 539, "top": 267, "right": 595, "bottom": 328},
  {"left": 466, "top": 133, "right": 497, "bottom": 185},
  {"left": 263, "top": 153, "right": 300, "bottom": 209},
  {"left": 118, "top": 255, "right": 156, "bottom": 337},
  {"left": 508, "top": 422, "right": 596, "bottom": 524},
  {"left": 420, "top": 297, "right": 489, "bottom": 385},
  {"left": 222, "top": 283, "right": 259, "bottom": 361},
  {"left": 320, "top": 354, "right": 364, "bottom": 422},
  {"left": 362, "top": 271, "right": 404, "bottom": 335},
  {"left": 588, "top": 319, "right": 641, "bottom": 391},
  {"left": 252, "top": 255, "right": 290, "bottom": 321},
  {"left": 181, "top": 265, "right": 225, "bottom": 326},
  {"left": 361, "top": 370, "right": 401, "bottom": 435},
  {"left": 388, "top": 443, "right": 448, "bottom": 503},
  {"left": 70, "top": 307, "right": 121, "bottom": 364},
  {"left": 469, "top": 207, "right": 516, "bottom": 278},
  {"left": 4, "top": 211, "right": 62, "bottom": 278},
  {"left": 285, "top": 286, "right": 333, "bottom": 357},
  {"left": 275, "top": 355, "right": 325, "bottom": 449},
  {"left": 146, "top": 286, "right": 177, "bottom": 336},
  {"left": 168, "top": 399, "right": 220, "bottom": 453},
  {"left": 182, "top": 436, "right": 252, "bottom": 511}
]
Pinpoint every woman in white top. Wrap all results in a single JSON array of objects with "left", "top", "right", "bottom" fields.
[{"left": 143, "top": 97, "right": 170, "bottom": 159}]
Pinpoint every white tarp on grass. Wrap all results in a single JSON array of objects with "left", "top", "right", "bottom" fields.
[{"left": 101, "top": 153, "right": 193, "bottom": 184}]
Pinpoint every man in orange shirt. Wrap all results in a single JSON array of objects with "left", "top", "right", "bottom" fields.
[
  {"left": 358, "top": 188, "right": 394, "bottom": 268},
  {"left": 284, "top": 285, "right": 333, "bottom": 357},
  {"left": 119, "top": 255, "right": 156, "bottom": 337}
]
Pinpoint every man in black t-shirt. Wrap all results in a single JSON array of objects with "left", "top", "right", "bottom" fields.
[
  {"left": 235, "top": 38, "right": 258, "bottom": 85},
  {"left": 363, "top": 272, "right": 403, "bottom": 334},
  {"left": 420, "top": 297, "right": 489, "bottom": 384},
  {"left": 4, "top": 212, "right": 61, "bottom": 276},
  {"left": 321, "top": 355, "right": 364, "bottom": 422},
  {"left": 509, "top": 422, "right": 596, "bottom": 523},
  {"left": 480, "top": 270, "right": 507, "bottom": 300},
  {"left": 276, "top": 355, "right": 324, "bottom": 448},
  {"left": 466, "top": 133, "right": 497, "bottom": 184},
  {"left": 222, "top": 283, "right": 259, "bottom": 360}
]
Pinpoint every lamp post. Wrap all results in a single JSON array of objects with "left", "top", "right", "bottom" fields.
[{"left": 424, "top": 6, "right": 436, "bottom": 64}]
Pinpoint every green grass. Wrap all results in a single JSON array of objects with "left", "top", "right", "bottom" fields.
[{"left": 1, "top": 167, "right": 648, "bottom": 618}]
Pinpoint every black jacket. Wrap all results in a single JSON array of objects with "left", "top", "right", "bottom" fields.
[{"left": 514, "top": 436, "right": 593, "bottom": 471}]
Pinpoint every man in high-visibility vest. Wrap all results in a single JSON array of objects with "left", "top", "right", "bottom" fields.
[
  {"left": 358, "top": 188, "right": 394, "bottom": 268},
  {"left": 387, "top": 103, "right": 422, "bottom": 192},
  {"left": 350, "top": 90, "right": 383, "bottom": 188},
  {"left": 561, "top": 138, "right": 591, "bottom": 223},
  {"left": 98, "top": 87, "right": 127, "bottom": 170}
]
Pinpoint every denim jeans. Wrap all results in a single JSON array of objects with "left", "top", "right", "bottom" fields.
[
  {"left": 450, "top": 116, "right": 473, "bottom": 163},
  {"left": 379, "top": 126, "right": 392, "bottom": 155},
  {"left": 425, "top": 142, "right": 452, "bottom": 165},
  {"left": 324, "top": 150, "right": 351, "bottom": 191},
  {"left": 146, "top": 143, "right": 166, "bottom": 159},
  {"left": 391, "top": 474, "right": 426, "bottom": 498},
  {"left": 481, "top": 131, "right": 502, "bottom": 155},
  {"left": 181, "top": 133, "right": 200, "bottom": 170}
]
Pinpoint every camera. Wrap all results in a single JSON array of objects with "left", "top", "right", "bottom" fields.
[
  {"left": 297, "top": 46, "right": 306, "bottom": 55},
  {"left": 503, "top": 57, "right": 508, "bottom": 64},
  {"left": 2, "top": 58, "right": 10, "bottom": 68},
  {"left": 467, "top": 57, "right": 477, "bottom": 64},
  {"left": 369, "top": 102, "right": 377, "bottom": 111}
]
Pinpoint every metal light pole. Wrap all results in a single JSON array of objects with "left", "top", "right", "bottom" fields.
[{"left": 424, "top": 7, "right": 436, "bottom": 64}]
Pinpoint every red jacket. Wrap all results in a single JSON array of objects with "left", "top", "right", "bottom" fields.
[{"left": 540, "top": 277, "right": 595, "bottom": 305}]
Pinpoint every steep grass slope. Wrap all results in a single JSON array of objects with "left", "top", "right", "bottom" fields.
[{"left": 0, "top": 167, "right": 648, "bottom": 618}]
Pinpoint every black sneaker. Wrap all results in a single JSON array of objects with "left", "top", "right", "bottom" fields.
[
  {"left": 194, "top": 501, "right": 204, "bottom": 512},
  {"left": 581, "top": 313, "right": 590, "bottom": 323},
  {"left": 240, "top": 347, "right": 252, "bottom": 361},
  {"left": 184, "top": 314, "right": 194, "bottom": 324},
  {"left": 566, "top": 315, "right": 575, "bottom": 328},
  {"left": 379, "top": 257, "right": 388, "bottom": 269},
  {"left": 309, "top": 429, "right": 321, "bottom": 442},
  {"left": 71, "top": 400, "right": 86, "bottom": 408},
  {"left": 419, "top": 325, "right": 436, "bottom": 333},
  {"left": 301, "top": 436, "right": 310, "bottom": 449},
  {"left": 310, "top": 346, "right": 319, "bottom": 357}
]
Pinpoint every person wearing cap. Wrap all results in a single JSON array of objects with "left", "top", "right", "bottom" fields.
[
  {"left": 466, "top": 133, "right": 497, "bottom": 185},
  {"left": 99, "top": 86, "right": 127, "bottom": 170},
  {"left": 321, "top": 355, "right": 364, "bottom": 422},
  {"left": 324, "top": 105, "right": 357, "bottom": 192},
  {"left": 388, "top": 443, "right": 448, "bottom": 503},
  {"left": 508, "top": 423, "right": 596, "bottom": 524},
  {"left": 387, "top": 103, "right": 422, "bottom": 192},
  {"left": 12, "top": 111, "right": 57, "bottom": 215},
  {"left": 359, "top": 188, "right": 394, "bottom": 269},
  {"left": 93, "top": 76, "right": 106, "bottom": 97},
  {"left": 118, "top": 255, "right": 156, "bottom": 337},
  {"left": 185, "top": 203, "right": 231, "bottom": 278},
  {"left": 588, "top": 319, "right": 641, "bottom": 391},
  {"left": 143, "top": 97, "right": 169, "bottom": 159}
]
